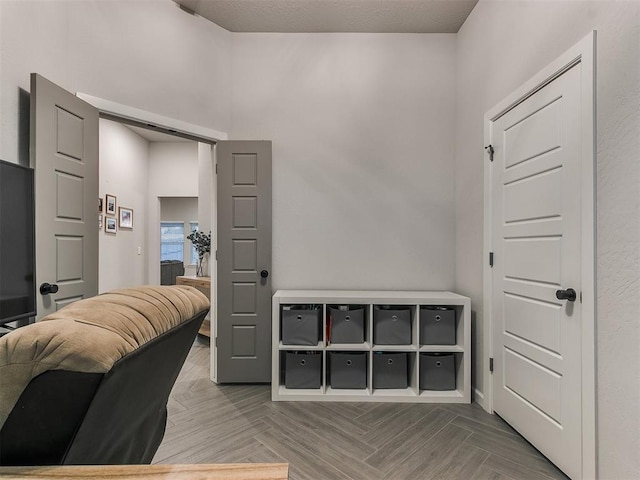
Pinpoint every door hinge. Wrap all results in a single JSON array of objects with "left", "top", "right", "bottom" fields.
[
  {"left": 215, "top": 163, "right": 218, "bottom": 174},
  {"left": 215, "top": 250, "right": 217, "bottom": 261},
  {"left": 489, "top": 252, "right": 494, "bottom": 267},
  {"left": 485, "top": 144, "right": 494, "bottom": 162},
  {"left": 489, "top": 357, "right": 494, "bottom": 373}
]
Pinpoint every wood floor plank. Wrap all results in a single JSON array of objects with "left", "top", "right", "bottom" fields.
[
  {"left": 365, "top": 408, "right": 456, "bottom": 470},
  {"left": 466, "top": 429, "right": 568, "bottom": 480},
  {"left": 260, "top": 411, "right": 382, "bottom": 480},
  {"left": 161, "top": 420, "right": 271, "bottom": 465},
  {"left": 256, "top": 429, "right": 351, "bottom": 480},
  {"left": 240, "top": 447, "right": 289, "bottom": 467},
  {"left": 421, "top": 443, "right": 490, "bottom": 480},
  {"left": 451, "top": 413, "right": 522, "bottom": 438},
  {"left": 275, "top": 400, "right": 370, "bottom": 436},
  {"left": 380, "top": 423, "right": 473, "bottom": 479},
  {"left": 354, "top": 401, "right": 412, "bottom": 427},
  {"left": 471, "top": 464, "right": 517, "bottom": 480},
  {"left": 364, "top": 403, "right": 438, "bottom": 448},
  {"left": 440, "top": 403, "right": 519, "bottom": 436},
  {"left": 482, "top": 453, "right": 569, "bottom": 480}
]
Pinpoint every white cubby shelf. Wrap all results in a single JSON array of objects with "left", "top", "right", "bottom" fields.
[{"left": 272, "top": 290, "right": 471, "bottom": 404}]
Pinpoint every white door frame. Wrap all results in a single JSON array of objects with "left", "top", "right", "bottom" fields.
[
  {"left": 483, "top": 32, "right": 596, "bottom": 478},
  {"left": 76, "top": 93, "right": 226, "bottom": 384}
]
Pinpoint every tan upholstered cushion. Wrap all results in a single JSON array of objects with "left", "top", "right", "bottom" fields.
[{"left": 0, "top": 285, "right": 209, "bottom": 429}]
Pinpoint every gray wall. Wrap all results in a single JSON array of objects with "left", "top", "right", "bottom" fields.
[
  {"left": 455, "top": 1, "right": 640, "bottom": 477},
  {"left": 231, "top": 33, "right": 457, "bottom": 291},
  {"left": 99, "top": 119, "right": 149, "bottom": 292}
]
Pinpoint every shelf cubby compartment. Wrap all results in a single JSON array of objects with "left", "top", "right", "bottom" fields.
[
  {"left": 418, "top": 352, "right": 464, "bottom": 398},
  {"left": 418, "top": 304, "right": 464, "bottom": 349},
  {"left": 327, "top": 351, "right": 368, "bottom": 391},
  {"left": 280, "top": 350, "right": 324, "bottom": 394},
  {"left": 280, "top": 304, "right": 323, "bottom": 347},
  {"left": 372, "top": 305, "right": 416, "bottom": 347},
  {"left": 371, "top": 351, "right": 417, "bottom": 397},
  {"left": 327, "top": 304, "right": 368, "bottom": 346}
]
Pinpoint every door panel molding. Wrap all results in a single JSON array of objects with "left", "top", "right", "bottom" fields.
[{"left": 483, "top": 32, "right": 596, "bottom": 479}]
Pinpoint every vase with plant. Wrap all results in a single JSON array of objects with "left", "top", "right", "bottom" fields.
[{"left": 187, "top": 230, "right": 211, "bottom": 277}]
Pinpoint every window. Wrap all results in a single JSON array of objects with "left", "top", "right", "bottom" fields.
[
  {"left": 160, "top": 222, "right": 184, "bottom": 261},
  {"left": 189, "top": 222, "right": 199, "bottom": 265}
]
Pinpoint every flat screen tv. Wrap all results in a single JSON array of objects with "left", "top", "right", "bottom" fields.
[{"left": 0, "top": 159, "right": 36, "bottom": 325}]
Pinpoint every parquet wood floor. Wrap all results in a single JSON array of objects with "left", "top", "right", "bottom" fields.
[{"left": 154, "top": 339, "right": 568, "bottom": 480}]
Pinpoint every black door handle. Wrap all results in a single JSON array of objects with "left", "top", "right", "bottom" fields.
[
  {"left": 40, "top": 283, "right": 59, "bottom": 295},
  {"left": 260, "top": 270, "right": 269, "bottom": 279},
  {"left": 555, "top": 288, "right": 577, "bottom": 302}
]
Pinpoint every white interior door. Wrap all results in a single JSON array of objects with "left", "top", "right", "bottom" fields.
[
  {"left": 490, "top": 63, "right": 584, "bottom": 479},
  {"left": 30, "top": 74, "right": 99, "bottom": 318}
]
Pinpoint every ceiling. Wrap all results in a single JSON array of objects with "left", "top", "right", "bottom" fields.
[{"left": 176, "top": 0, "right": 479, "bottom": 33}]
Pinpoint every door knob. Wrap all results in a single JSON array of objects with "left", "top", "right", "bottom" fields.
[
  {"left": 555, "top": 288, "right": 577, "bottom": 302},
  {"left": 40, "top": 283, "right": 59, "bottom": 295},
  {"left": 260, "top": 270, "right": 269, "bottom": 279}
]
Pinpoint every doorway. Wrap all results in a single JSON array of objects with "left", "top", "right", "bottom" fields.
[
  {"left": 81, "top": 94, "right": 273, "bottom": 385},
  {"left": 97, "top": 119, "right": 209, "bottom": 291},
  {"left": 159, "top": 196, "right": 199, "bottom": 279}
]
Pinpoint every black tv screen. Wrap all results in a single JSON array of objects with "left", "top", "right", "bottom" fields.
[{"left": 0, "top": 160, "right": 36, "bottom": 324}]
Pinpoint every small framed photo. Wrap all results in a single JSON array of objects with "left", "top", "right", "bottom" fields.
[
  {"left": 98, "top": 214, "right": 103, "bottom": 230},
  {"left": 98, "top": 197, "right": 103, "bottom": 213},
  {"left": 105, "top": 194, "right": 117, "bottom": 215},
  {"left": 118, "top": 207, "right": 133, "bottom": 229},
  {"left": 105, "top": 216, "right": 117, "bottom": 234}
]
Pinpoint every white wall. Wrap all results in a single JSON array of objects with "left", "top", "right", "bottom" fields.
[
  {"left": 148, "top": 142, "right": 199, "bottom": 284},
  {"left": 231, "top": 33, "right": 457, "bottom": 291},
  {"left": 160, "top": 196, "right": 199, "bottom": 276},
  {"left": 0, "top": 0, "right": 231, "bottom": 166},
  {"left": 99, "top": 119, "right": 149, "bottom": 292},
  {"left": 455, "top": 2, "right": 640, "bottom": 478}
]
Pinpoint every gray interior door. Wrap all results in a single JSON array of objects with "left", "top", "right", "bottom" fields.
[
  {"left": 216, "top": 141, "right": 272, "bottom": 383},
  {"left": 30, "top": 73, "right": 99, "bottom": 318}
]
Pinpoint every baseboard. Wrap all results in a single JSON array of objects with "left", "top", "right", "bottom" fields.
[{"left": 474, "top": 387, "right": 490, "bottom": 413}]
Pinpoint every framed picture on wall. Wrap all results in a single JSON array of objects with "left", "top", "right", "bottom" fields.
[
  {"left": 119, "top": 207, "right": 133, "bottom": 229},
  {"left": 98, "top": 214, "right": 103, "bottom": 230},
  {"left": 105, "top": 216, "right": 117, "bottom": 234},
  {"left": 105, "top": 194, "right": 117, "bottom": 215},
  {"left": 98, "top": 197, "right": 103, "bottom": 213}
]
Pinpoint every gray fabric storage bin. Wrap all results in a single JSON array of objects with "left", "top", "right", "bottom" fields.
[
  {"left": 373, "top": 352, "right": 408, "bottom": 389},
  {"left": 281, "top": 305, "right": 321, "bottom": 345},
  {"left": 419, "top": 353, "right": 456, "bottom": 391},
  {"left": 329, "top": 352, "right": 367, "bottom": 389},
  {"left": 330, "top": 306, "right": 365, "bottom": 344},
  {"left": 420, "top": 306, "right": 456, "bottom": 345},
  {"left": 373, "top": 306, "right": 412, "bottom": 345},
  {"left": 285, "top": 352, "right": 322, "bottom": 389}
]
